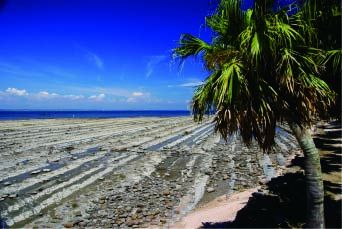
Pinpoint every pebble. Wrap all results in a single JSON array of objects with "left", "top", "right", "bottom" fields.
[
  {"left": 74, "top": 211, "right": 82, "bottom": 217},
  {"left": 78, "top": 222, "right": 87, "bottom": 227},
  {"left": 62, "top": 222, "right": 74, "bottom": 228},
  {"left": 4, "top": 181, "right": 11, "bottom": 186},
  {"left": 31, "top": 170, "right": 41, "bottom": 175},
  {"left": 207, "top": 187, "right": 216, "bottom": 193},
  {"left": 9, "top": 193, "right": 18, "bottom": 199},
  {"left": 152, "top": 210, "right": 160, "bottom": 216},
  {"left": 162, "top": 190, "right": 170, "bottom": 196},
  {"left": 42, "top": 168, "right": 51, "bottom": 172},
  {"left": 127, "top": 220, "right": 135, "bottom": 227}
]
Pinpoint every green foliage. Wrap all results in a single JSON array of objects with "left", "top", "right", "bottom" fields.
[{"left": 173, "top": 0, "right": 339, "bottom": 150}]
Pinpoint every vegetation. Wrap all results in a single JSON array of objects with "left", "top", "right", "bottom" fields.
[{"left": 173, "top": 0, "right": 341, "bottom": 228}]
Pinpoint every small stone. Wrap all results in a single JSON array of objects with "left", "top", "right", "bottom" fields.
[
  {"left": 42, "top": 168, "right": 51, "bottom": 172},
  {"left": 223, "top": 175, "right": 229, "bottom": 180},
  {"left": 204, "top": 170, "right": 212, "bottom": 175},
  {"left": 131, "top": 213, "right": 138, "bottom": 220},
  {"left": 160, "top": 218, "right": 167, "bottom": 224},
  {"left": 4, "top": 181, "right": 11, "bottom": 186},
  {"left": 162, "top": 190, "right": 171, "bottom": 196},
  {"left": 153, "top": 210, "right": 160, "bottom": 216},
  {"left": 31, "top": 170, "right": 41, "bottom": 175},
  {"left": 62, "top": 222, "right": 74, "bottom": 228},
  {"left": 74, "top": 211, "right": 82, "bottom": 217},
  {"left": 78, "top": 222, "right": 87, "bottom": 227},
  {"left": 136, "top": 208, "right": 142, "bottom": 213},
  {"left": 9, "top": 193, "right": 18, "bottom": 199},
  {"left": 207, "top": 187, "right": 216, "bottom": 193},
  {"left": 127, "top": 220, "right": 135, "bottom": 227}
]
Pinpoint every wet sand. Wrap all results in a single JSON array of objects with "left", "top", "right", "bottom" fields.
[{"left": 0, "top": 117, "right": 300, "bottom": 228}]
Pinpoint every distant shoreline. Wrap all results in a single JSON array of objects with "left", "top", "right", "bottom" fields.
[{"left": 0, "top": 110, "right": 191, "bottom": 121}]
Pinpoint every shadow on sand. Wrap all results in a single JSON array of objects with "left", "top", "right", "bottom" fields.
[{"left": 201, "top": 121, "right": 341, "bottom": 228}]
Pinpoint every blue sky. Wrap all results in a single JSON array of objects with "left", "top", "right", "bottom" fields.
[{"left": 0, "top": 0, "right": 211, "bottom": 110}]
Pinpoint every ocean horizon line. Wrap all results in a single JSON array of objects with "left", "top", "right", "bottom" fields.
[
  {"left": 0, "top": 109, "right": 190, "bottom": 112},
  {"left": 0, "top": 110, "right": 192, "bottom": 121}
]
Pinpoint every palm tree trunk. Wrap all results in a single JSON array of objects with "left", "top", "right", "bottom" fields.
[{"left": 287, "top": 119, "right": 325, "bottom": 228}]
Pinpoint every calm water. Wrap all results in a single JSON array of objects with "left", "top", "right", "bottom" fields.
[{"left": 0, "top": 110, "right": 191, "bottom": 121}]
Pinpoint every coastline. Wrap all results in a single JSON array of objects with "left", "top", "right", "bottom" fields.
[
  {"left": 0, "top": 116, "right": 301, "bottom": 228},
  {"left": 0, "top": 110, "right": 191, "bottom": 121}
]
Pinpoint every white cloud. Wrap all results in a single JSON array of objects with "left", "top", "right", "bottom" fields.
[
  {"left": 132, "top": 92, "right": 144, "bottom": 97},
  {"left": 64, "top": 95, "right": 85, "bottom": 100},
  {"left": 126, "top": 91, "right": 151, "bottom": 103},
  {"left": 75, "top": 44, "right": 104, "bottom": 69},
  {"left": 167, "top": 79, "right": 204, "bottom": 88},
  {"left": 36, "top": 91, "right": 59, "bottom": 99},
  {"left": 179, "top": 81, "right": 203, "bottom": 87},
  {"left": 146, "top": 55, "right": 167, "bottom": 78},
  {"left": 127, "top": 97, "right": 136, "bottom": 103},
  {"left": 2, "top": 88, "right": 89, "bottom": 102},
  {"left": 5, "top": 88, "right": 29, "bottom": 96},
  {"left": 89, "top": 93, "right": 105, "bottom": 101},
  {"left": 87, "top": 52, "right": 104, "bottom": 69}
]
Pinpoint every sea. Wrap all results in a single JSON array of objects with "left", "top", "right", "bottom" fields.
[{"left": 0, "top": 110, "right": 191, "bottom": 121}]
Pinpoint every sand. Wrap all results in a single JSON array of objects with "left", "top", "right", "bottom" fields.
[{"left": 171, "top": 187, "right": 259, "bottom": 229}]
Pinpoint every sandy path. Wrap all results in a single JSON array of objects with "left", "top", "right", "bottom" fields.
[{"left": 171, "top": 188, "right": 259, "bottom": 229}]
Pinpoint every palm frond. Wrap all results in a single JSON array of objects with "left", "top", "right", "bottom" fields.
[
  {"left": 320, "top": 49, "right": 342, "bottom": 72},
  {"left": 172, "top": 34, "right": 212, "bottom": 65}
]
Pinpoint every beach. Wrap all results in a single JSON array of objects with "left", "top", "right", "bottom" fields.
[{"left": 0, "top": 116, "right": 300, "bottom": 228}]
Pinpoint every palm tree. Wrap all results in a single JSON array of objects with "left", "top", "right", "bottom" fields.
[{"left": 173, "top": 0, "right": 338, "bottom": 228}]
